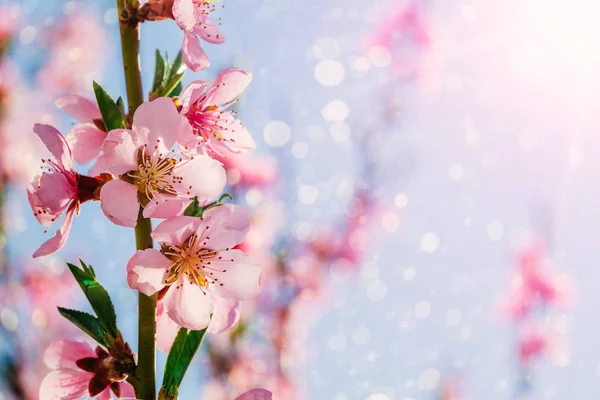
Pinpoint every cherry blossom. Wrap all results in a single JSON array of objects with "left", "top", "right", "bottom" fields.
[
  {"left": 99, "top": 97, "right": 226, "bottom": 226},
  {"left": 127, "top": 204, "right": 261, "bottom": 330},
  {"left": 39, "top": 340, "right": 135, "bottom": 400},
  {"left": 178, "top": 68, "right": 254, "bottom": 156},
  {"left": 28, "top": 124, "right": 104, "bottom": 258},
  {"left": 171, "top": 0, "right": 224, "bottom": 71}
]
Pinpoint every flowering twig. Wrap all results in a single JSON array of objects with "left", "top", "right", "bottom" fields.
[{"left": 116, "top": 0, "right": 156, "bottom": 398}]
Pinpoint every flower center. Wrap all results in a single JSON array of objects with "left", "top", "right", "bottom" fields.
[
  {"left": 126, "top": 147, "right": 179, "bottom": 205},
  {"left": 162, "top": 232, "right": 225, "bottom": 292}
]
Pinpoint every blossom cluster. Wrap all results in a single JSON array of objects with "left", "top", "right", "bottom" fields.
[{"left": 24, "top": 0, "right": 272, "bottom": 398}]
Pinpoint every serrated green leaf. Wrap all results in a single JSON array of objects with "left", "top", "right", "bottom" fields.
[
  {"left": 159, "top": 72, "right": 185, "bottom": 97},
  {"left": 161, "top": 328, "right": 207, "bottom": 398},
  {"left": 58, "top": 308, "right": 108, "bottom": 347},
  {"left": 67, "top": 262, "right": 118, "bottom": 337},
  {"left": 93, "top": 81, "right": 126, "bottom": 131},
  {"left": 167, "top": 51, "right": 185, "bottom": 80},
  {"left": 152, "top": 50, "right": 167, "bottom": 92}
]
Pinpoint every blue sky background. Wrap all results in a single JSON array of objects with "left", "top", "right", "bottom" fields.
[{"left": 5, "top": 0, "right": 600, "bottom": 399}]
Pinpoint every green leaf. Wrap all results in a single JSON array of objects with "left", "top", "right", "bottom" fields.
[
  {"left": 158, "top": 71, "right": 185, "bottom": 97},
  {"left": 67, "top": 262, "right": 118, "bottom": 338},
  {"left": 58, "top": 308, "right": 108, "bottom": 347},
  {"left": 183, "top": 196, "right": 200, "bottom": 217},
  {"left": 116, "top": 97, "right": 126, "bottom": 117},
  {"left": 218, "top": 193, "right": 233, "bottom": 203},
  {"left": 152, "top": 50, "right": 167, "bottom": 92},
  {"left": 161, "top": 328, "right": 207, "bottom": 398},
  {"left": 169, "top": 82, "right": 183, "bottom": 98},
  {"left": 167, "top": 51, "right": 185, "bottom": 80},
  {"left": 93, "top": 81, "right": 126, "bottom": 131}
]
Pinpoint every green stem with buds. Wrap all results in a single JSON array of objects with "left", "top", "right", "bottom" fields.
[{"left": 116, "top": 0, "right": 156, "bottom": 399}]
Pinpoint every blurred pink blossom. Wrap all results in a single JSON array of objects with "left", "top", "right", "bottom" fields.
[
  {"left": 502, "top": 243, "right": 571, "bottom": 320},
  {"left": 519, "top": 329, "right": 549, "bottom": 364},
  {"left": 220, "top": 153, "right": 278, "bottom": 189},
  {"left": 37, "top": 12, "right": 107, "bottom": 95},
  {"left": 369, "top": 2, "right": 444, "bottom": 93}
]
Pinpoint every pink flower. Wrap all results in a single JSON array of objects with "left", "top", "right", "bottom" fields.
[
  {"left": 156, "top": 294, "right": 240, "bottom": 353},
  {"left": 235, "top": 389, "right": 272, "bottom": 400},
  {"left": 28, "top": 124, "right": 103, "bottom": 258},
  {"left": 127, "top": 204, "right": 261, "bottom": 330},
  {"left": 99, "top": 97, "right": 226, "bottom": 227},
  {"left": 172, "top": 0, "right": 224, "bottom": 71},
  {"left": 55, "top": 95, "right": 107, "bottom": 168},
  {"left": 178, "top": 68, "right": 254, "bottom": 156},
  {"left": 40, "top": 340, "right": 135, "bottom": 400}
]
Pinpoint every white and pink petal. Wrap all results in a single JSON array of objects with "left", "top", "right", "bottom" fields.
[
  {"left": 55, "top": 95, "right": 101, "bottom": 123},
  {"left": 100, "top": 180, "right": 139, "bottom": 227},
  {"left": 127, "top": 249, "right": 171, "bottom": 296},
  {"left": 164, "top": 280, "right": 214, "bottom": 330},
  {"left": 209, "top": 250, "right": 261, "bottom": 301},
  {"left": 65, "top": 123, "right": 106, "bottom": 165}
]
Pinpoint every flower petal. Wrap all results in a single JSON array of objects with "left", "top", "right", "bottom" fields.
[
  {"left": 207, "top": 295, "right": 240, "bottom": 334},
  {"left": 43, "top": 339, "right": 96, "bottom": 370},
  {"left": 193, "top": 15, "right": 224, "bottom": 44},
  {"left": 156, "top": 300, "right": 182, "bottom": 353},
  {"left": 209, "top": 250, "right": 261, "bottom": 301},
  {"left": 151, "top": 215, "right": 201, "bottom": 247},
  {"left": 200, "top": 204, "right": 250, "bottom": 249},
  {"left": 33, "top": 204, "right": 77, "bottom": 258},
  {"left": 235, "top": 389, "right": 273, "bottom": 400},
  {"left": 205, "top": 68, "right": 252, "bottom": 106},
  {"left": 88, "top": 155, "right": 109, "bottom": 176},
  {"left": 97, "top": 388, "right": 112, "bottom": 400},
  {"left": 33, "top": 123, "right": 74, "bottom": 172},
  {"left": 173, "top": 155, "right": 226, "bottom": 202},
  {"left": 33, "top": 172, "right": 77, "bottom": 213},
  {"left": 28, "top": 184, "right": 61, "bottom": 227},
  {"left": 119, "top": 381, "right": 137, "bottom": 399},
  {"left": 132, "top": 97, "right": 190, "bottom": 151},
  {"left": 100, "top": 180, "right": 139, "bottom": 227},
  {"left": 172, "top": 0, "right": 197, "bottom": 31},
  {"left": 179, "top": 80, "right": 210, "bottom": 114},
  {"left": 143, "top": 195, "right": 191, "bottom": 219},
  {"left": 164, "top": 280, "right": 214, "bottom": 330},
  {"left": 55, "top": 95, "right": 101, "bottom": 122},
  {"left": 39, "top": 370, "right": 91, "bottom": 400},
  {"left": 127, "top": 249, "right": 170, "bottom": 296},
  {"left": 210, "top": 112, "right": 256, "bottom": 154},
  {"left": 102, "top": 129, "right": 140, "bottom": 176},
  {"left": 65, "top": 123, "right": 106, "bottom": 165},
  {"left": 182, "top": 32, "right": 210, "bottom": 72}
]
